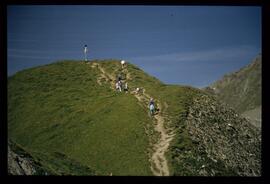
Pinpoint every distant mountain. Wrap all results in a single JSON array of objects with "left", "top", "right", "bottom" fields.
[
  {"left": 8, "top": 59, "right": 261, "bottom": 176},
  {"left": 204, "top": 54, "right": 261, "bottom": 128}
]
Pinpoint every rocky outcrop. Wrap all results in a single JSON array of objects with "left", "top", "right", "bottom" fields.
[
  {"left": 8, "top": 141, "right": 47, "bottom": 175},
  {"left": 185, "top": 94, "right": 261, "bottom": 176}
]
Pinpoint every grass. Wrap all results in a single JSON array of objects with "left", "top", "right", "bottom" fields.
[
  {"left": 97, "top": 60, "right": 205, "bottom": 175},
  {"left": 8, "top": 59, "right": 228, "bottom": 176},
  {"left": 8, "top": 60, "right": 152, "bottom": 175}
]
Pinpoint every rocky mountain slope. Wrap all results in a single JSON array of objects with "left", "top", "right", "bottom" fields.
[
  {"left": 168, "top": 94, "right": 261, "bottom": 176},
  {"left": 204, "top": 54, "right": 261, "bottom": 128},
  {"left": 8, "top": 140, "right": 96, "bottom": 175},
  {"left": 8, "top": 141, "right": 45, "bottom": 175},
  {"left": 8, "top": 60, "right": 261, "bottom": 176}
]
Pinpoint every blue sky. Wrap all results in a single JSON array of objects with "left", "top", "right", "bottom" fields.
[{"left": 7, "top": 5, "right": 261, "bottom": 87}]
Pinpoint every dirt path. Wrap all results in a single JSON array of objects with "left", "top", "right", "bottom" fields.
[
  {"left": 133, "top": 89, "right": 174, "bottom": 176},
  {"left": 89, "top": 62, "right": 174, "bottom": 176},
  {"left": 90, "top": 62, "right": 115, "bottom": 88},
  {"left": 127, "top": 83, "right": 174, "bottom": 175}
]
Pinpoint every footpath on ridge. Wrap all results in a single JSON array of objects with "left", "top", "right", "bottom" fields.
[{"left": 89, "top": 61, "right": 175, "bottom": 176}]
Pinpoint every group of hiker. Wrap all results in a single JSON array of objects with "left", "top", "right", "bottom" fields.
[
  {"left": 83, "top": 44, "right": 157, "bottom": 116},
  {"left": 115, "top": 61, "right": 128, "bottom": 93},
  {"left": 116, "top": 60, "right": 157, "bottom": 116},
  {"left": 115, "top": 80, "right": 128, "bottom": 93}
]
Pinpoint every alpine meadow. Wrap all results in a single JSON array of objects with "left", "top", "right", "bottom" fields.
[{"left": 8, "top": 58, "right": 261, "bottom": 176}]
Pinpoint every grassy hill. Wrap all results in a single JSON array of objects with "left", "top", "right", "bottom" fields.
[
  {"left": 8, "top": 59, "right": 261, "bottom": 176},
  {"left": 8, "top": 61, "right": 153, "bottom": 175}
]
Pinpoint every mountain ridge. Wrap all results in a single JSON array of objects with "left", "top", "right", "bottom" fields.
[
  {"left": 204, "top": 54, "right": 261, "bottom": 128},
  {"left": 8, "top": 59, "right": 261, "bottom": 176}
]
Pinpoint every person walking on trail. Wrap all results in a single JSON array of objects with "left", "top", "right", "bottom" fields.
[
  {"left": 84, "top": 44, "right": 88, "bottom": 62},
  {"left": 149, "top": 98, "right": 154, "bottom": 106},
  {"left": 118, "top": 80, "right": 122, "bottom": 92},
  {"left": 135, "top": 87, "right": 140, "bottom": 94},
  {"left": 115, "top": 81, "right": 119, "bottom": 91},
  {"left": 117, "top": 74, "right": 122, "bottom": 82},
  {"left": 124, "top": 82, "right": 128, "bottom": 93},
  {"left": 115, "top": 80, "right": 122, "bottom": 92},
  {"left": 121, "top": 60, "right": 125, "bottom": 69},
  {"left": 149, "top": 98, "right": 155, "bottom": 116}
]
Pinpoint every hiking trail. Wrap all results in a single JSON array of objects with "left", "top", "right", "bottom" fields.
[
  {"left": 89, "top": 61, "right": 175, "bottom": 176},
  {"left": 90, "top": 62, "right": 115, "bottom": 88},
  {"left": 133, "top": 89, "right": 174, "bottom": 176}
]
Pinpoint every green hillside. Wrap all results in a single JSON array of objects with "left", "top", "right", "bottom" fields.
[
  {"left": 8, "top": 59, "right": 261, "bottom": 176},
  {"left": 8, "top": 61, "right": 153, "bottom": 175}
]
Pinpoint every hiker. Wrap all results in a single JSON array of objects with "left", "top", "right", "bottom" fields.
[
  {"left": 149, "top": 98, "right": 155, "bottom": 106},
  {"left": 149, "top": 98, "right": 155, "bottom": 116},
  {"left": 115, "top": 81, "right": 122, "bottom": 92},
  {"left": 124, "top": 82, "right": 128, "bottom": 93},
  {"left": 84, "top": 44, "right": 88, "bottom": 61},
  {"left": 118, "top": 80, "right": 122, "bottom": 92},
  {"left": 115, "top": 81, "right": 119, "bottom": 91},
  {"left": 117, "top": 73, "right": 122, "bottom": 82},
  {"left": 121, "top": 60, "right": 125, "bottom": 69},
  {"left": 135, "top": 87, "right": 140, "bottom": 94}
]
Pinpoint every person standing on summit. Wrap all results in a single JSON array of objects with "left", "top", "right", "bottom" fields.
[{"left": 84, "top": 44, "right": 88, "bottom": 61}]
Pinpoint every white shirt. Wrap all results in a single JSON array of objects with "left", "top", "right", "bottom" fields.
[{"left": 84, "top": 47, "right": 88, "bottom": 53}]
